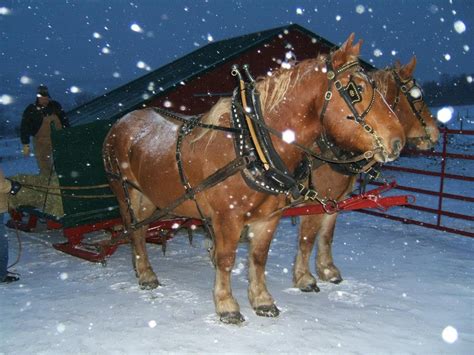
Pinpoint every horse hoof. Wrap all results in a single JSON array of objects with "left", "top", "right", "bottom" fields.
[
  {"left": 219, "top": 312, "right": 245, "bottom": 324},
  {"left": 300, "top": 283, "right": 320, "bottom": 293},
  {"left": 255, "top": 304, "right": 280, "bottom": 318},
  {"left": 330, "top": 277, "right": 343, "bottom": 284},
  {"left": 139, "top": 279, "right": 160, "bottom": 290}
]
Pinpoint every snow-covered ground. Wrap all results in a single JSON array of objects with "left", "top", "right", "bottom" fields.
[
  {"left": 1, "top": 106, "right": 473, "bottom": 354},
  {"left": 1, "top": 213, "right": 473, "bottom": 354}
]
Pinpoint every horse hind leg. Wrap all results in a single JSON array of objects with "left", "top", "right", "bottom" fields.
[
  {"left": 127, "top": 189, "right": 160, "bottom": 289},
  {"left": 104, "top": 151, "right": 160, "bottom": 289}
]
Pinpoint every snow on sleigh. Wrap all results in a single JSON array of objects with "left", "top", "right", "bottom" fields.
[{"left": 7, "top": 24, "right": 415, "bottom": 263}]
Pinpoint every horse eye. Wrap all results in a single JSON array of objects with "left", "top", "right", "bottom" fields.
[{"left": 357, "top": 85, "right": 364, "bottom": 92}]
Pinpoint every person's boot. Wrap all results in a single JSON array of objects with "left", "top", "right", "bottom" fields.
[{"left": 1, "top": 272, "right": 20, "bottom": 283}]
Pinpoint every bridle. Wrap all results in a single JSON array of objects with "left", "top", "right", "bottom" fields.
[
  {"left": 391, "top": 70, "right": 435, "bottom": 146},
  {"left": 319, "top": 56, "right": 389, "bottom": 160}
]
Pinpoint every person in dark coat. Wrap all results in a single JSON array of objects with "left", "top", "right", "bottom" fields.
[
  {"left": 0, "top": 166, "right": 21, "bottom": 283},
  {"left": 20, "top": 85, "right": 69, "bottom": 176}
]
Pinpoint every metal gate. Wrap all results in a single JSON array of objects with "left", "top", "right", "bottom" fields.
[{"left": 358, "top": 120, "right": 474, "bottom": 238}]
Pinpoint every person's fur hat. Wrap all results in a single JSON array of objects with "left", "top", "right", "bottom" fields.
[{"left": 37, "top": 85, "right": 50, "bottom": 98}]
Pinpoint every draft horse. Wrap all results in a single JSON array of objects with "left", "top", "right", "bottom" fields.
[
  {"left": 103, "top": 33, "right": 405, "bottom": 324},
  {"left": 293, "top": 56, "right": 440, "bottom": 291}
]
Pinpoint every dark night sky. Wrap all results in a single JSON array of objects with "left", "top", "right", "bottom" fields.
[{"left": 0, "top": 0, "right": 472, "bottom": 124}]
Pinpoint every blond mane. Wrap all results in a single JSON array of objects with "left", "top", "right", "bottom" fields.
[{"left": 192, "top": 52, "right": 359, "bottom": 147}]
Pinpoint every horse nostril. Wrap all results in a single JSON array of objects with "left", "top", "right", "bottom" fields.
[{"left": 391, "top": 139, "right": 402, "bottom": 155}]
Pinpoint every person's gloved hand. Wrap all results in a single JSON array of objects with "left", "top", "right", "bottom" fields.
[
  {"left": 7, "top": 179, "right": 22, "bottom": 195},
  {"left": 22, "top": 144, "right": 30, "bottom": 156}
]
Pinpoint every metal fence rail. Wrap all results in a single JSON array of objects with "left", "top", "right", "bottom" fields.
[{"left": 358, "top": 126, "right": 474, "bottom": 238}]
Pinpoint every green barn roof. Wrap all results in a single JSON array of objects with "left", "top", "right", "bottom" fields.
[{"left": 67, "top": 24, "right": 332, "bottom": 126}]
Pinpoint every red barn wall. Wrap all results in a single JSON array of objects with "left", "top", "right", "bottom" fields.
[{"left": 146, "top": 29, "right": 332, "bottom": 115}]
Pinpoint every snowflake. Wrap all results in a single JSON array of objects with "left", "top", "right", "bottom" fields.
[
  {"left": 130, "top": 23, "right": 144, "bottom": 33},
  {"left": 355, "top": 5, "right": 365, "bottom": 14},
  {"left": 453, "top": 20, "right": 466, "bottom": 34}
]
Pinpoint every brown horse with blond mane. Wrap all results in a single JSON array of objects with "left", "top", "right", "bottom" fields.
[
  {"left": 102, "top": 33, "right": 405, "bottom": 324},
  {"left": 293, "top": 56, "right": 440, "bottom": 292}
]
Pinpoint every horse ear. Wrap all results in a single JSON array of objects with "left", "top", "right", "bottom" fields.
[
  {"left": 342, "top": 33, "right": 356, "bottom": 51},
  {"left": 332, "top": 33, "right": 356, "bottom": 68},
  {"left": 400, "top": 56, "right": 417, "bottom": 78},
  {"left": 351, "top": 39, "right": 363, "bottom": 57}
]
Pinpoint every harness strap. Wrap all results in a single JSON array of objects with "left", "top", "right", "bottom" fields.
[
  {"left": 152, "top": 107, "right": 241, "bottom": 134},
  {"left": 131, "top": 155, "right": 253, "bottom": 230}
]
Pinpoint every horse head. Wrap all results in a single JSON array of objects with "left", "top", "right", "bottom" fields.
[
  {"left": 320, "top": 33, "right": 405, "bottom": 163},
  {"left": 389, "top": 57, "right": 440, "bottom": 150}
]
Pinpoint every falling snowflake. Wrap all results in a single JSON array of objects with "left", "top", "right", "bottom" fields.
[
  {"left": 207, "top": 34, "right": 214, "bottom": 42},
  {"left": 409, "top": 87, "right": 422, "bottom": 99},
  {"left": 463, "top": 44, "right": 470, "bottom": 52},
  {"left": 282, "top": 129, "right": 295, "bottom": 143},
  {"left": 467, "top": 75, "right": 473, "bottom": 83},
  {"left": 101, "top": 47, "right": 110, "bottom": 54},
  {"left": 20, "top": 76, "right": 32, "bottom": 84},
  {"left": 444, "top": 53, "right": 451, "bottom": 61},
  {"left": 0, "top": 7, "right": 11, "bottom": 15},
  {"left": 373, "top": 49, "right": 383, "bottom": 57},
  {"left": 436, "top": 107, "right": 454, "bottom": 123},
  {"left": 112, "top": 72, "right": 121, "bottom": 78},
  {"left": 163, "top": 100, "right": 172, "bottom": 108},
  {"left": 56, "top": 323, "right": 66, "bottom": 333},
  {"left": 453, "top": 20, "right": 466, "bottom": 34},
  {"left": 171, "top": 223, "right": 180, "bottom": 229},
  {"left": 0, "top": 94, "right": 14, "bottom": 105},
  {"left": 296, "top": 8, "right": 304, "bottom": 15},
  {"left": 441, "top": 326, "right": 458, "bottom": 343},
  {"left": 336, "top": 15, "right": 342, "bottom": 21},
  {"left": 391, "top": 50, "right": 398, "bottom": 56},
  {"left": 130, "top": 23, "right": 144, "bottom": 33},
  {"left": 355, "top": 5, "right": 365, "bottom": 14},
  {"left": 92, "top": 32, "right": 102, "bottom": 39},
  {"left": 148, "top": 320, "right": 157, "bottom": 328},
  {"left": 70, "top": 86, "right": 81, "bottom": 94}
]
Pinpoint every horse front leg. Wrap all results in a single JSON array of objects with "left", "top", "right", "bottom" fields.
[
  {"left": 212, "top": 216, "right": 244, "bottom": 324},
  {"left": 247, "top": 216, "right": 281, "bottom": 317},
  {"left": 294, "top": 215, "right": 322, "bottom": 292},
  {"left": 316, "top": 212, "right": 342, "bottom": 284}
]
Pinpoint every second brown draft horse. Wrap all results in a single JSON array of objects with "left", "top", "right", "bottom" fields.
[
  {"left": 293, "top": 57, "right": 440, "bottom": 292},
  {"left": 102, "top": 34, "right": 404, "bottom": 324}
]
